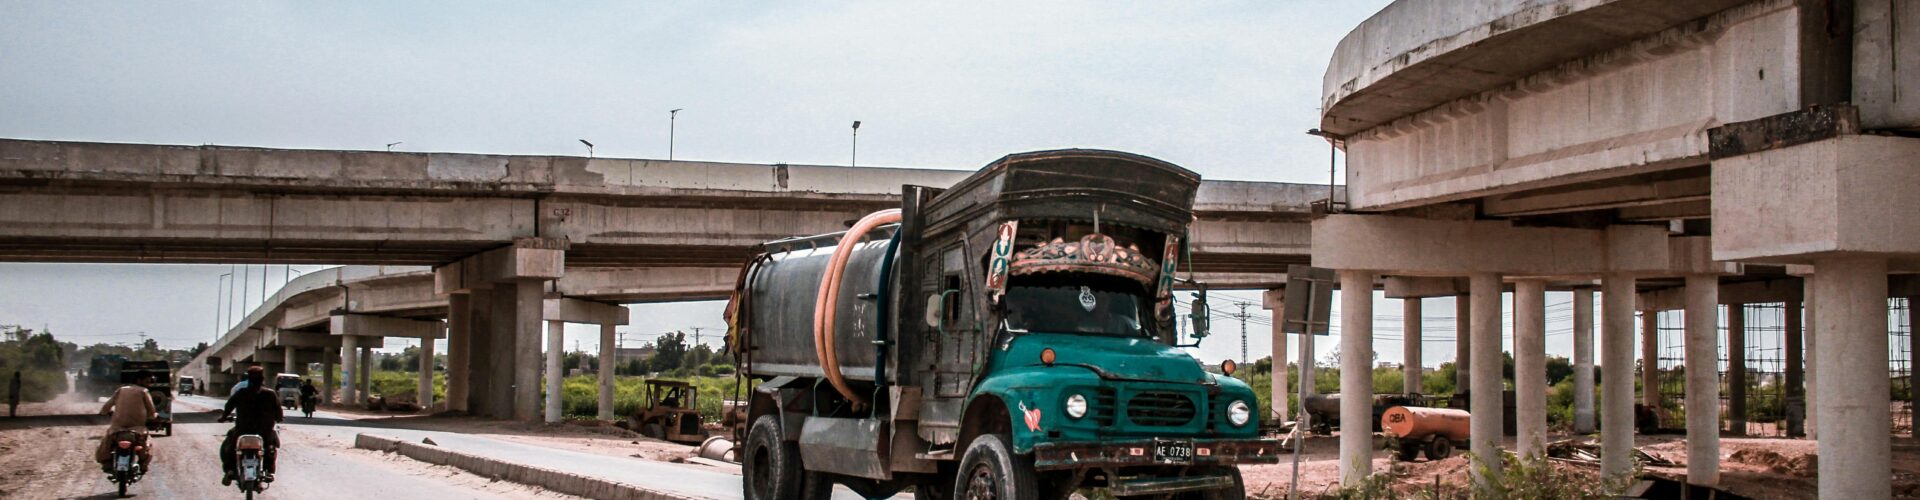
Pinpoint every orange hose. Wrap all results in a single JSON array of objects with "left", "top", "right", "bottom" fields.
[{"left": 814, "top": 209, "right": 901, "bottom": 408}]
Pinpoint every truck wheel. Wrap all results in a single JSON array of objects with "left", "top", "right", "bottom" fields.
[
  {"left": 1424, "top": 438, "right": 1454, "bottom": 460},
  {"left": 744, "top": 415, "right": 806, "bottom": 500},
  {"left": 1170, "top": 467, "right": 1243, "bottom": 500},
  {"left": 954, "top": 433, "right": 1036, "bottom": 500},
  {"left": 1392, "top": 440, "right": 1420, "bottom": 461},
  {"left": 643, "top": 423, "right": 666, "bottom": 440}
]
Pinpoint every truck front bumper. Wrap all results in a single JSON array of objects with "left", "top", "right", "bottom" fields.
[{"left": 1031, "top": 437, "right": 1281, "bottom": 471}]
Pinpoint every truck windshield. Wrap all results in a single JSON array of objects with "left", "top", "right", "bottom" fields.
[{"left": 1003, "top": 281, "right": 1151, "bottom": 337}]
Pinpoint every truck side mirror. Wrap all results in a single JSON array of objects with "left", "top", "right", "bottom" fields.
[{"left": 1188, "top": 294, "right": 1211, "bottom": 340}]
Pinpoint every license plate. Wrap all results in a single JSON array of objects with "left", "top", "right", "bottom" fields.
[
  {"left": 1153, "top": 438, "right": 1193, "bottom": 464},
  {"left": 114, "top": 455, "right": 131, "bottom": 471}
]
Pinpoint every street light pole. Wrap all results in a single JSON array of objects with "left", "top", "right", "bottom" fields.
[
  {"left": 579, "top": 139, "right": 595, "bottom": 158},
  {"left": 669, "top": 109, "right": 683, "bottom": 160},
  {"left": 851, "top": 120, "right": 862, "bottom": 167}
]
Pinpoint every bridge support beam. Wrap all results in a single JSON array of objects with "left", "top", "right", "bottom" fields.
[
  {"left": 340, "top": 335, "right": 361, "bottom": 405},
  {"left": 446, "top": 293, "right": 471, "bottom": 413},
  {"left": 1337, "top": 270, "right": 1374, "bottom": 487},
  {"left": 1572, "top": 287, "right": 1596, "bottom": 434},
  {"left": 435, "top": 238, "right": 566, "bottom": 421},
  {"left": 1261, "top": 289, "right": 1288, "bottom": 423},
  {"left": 599, "top": 323, "right": 616, "bottom": 421},
  {"left": 1514, "top": 279, "right": 1546, "bottom": 460},
  {"left": 418, "top": 336, "right": 435, "bottom": 410},
  {"left": 542, "top": 298, "right": 629, "bottom": 423},
  {"left": 1683, "top": 275, "right": 1720, "bottom": 487}
]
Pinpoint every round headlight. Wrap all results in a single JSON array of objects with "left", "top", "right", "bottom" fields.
[
  {"left": 1227, "top": 400, "right": 1251, "bottom": 426},
  {"left": 1065, "top": 393, "right": 1088, "bottom": 419}
]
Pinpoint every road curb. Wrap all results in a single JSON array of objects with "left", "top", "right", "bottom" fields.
[{"left": 353, "top": 433, "right": 705, "bottom": 500}]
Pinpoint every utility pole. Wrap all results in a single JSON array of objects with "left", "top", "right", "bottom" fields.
[
  {"left": 669, "top": 109, "right": 682, "bottom": 160},
  {"left": 1236, "top": 302, "right": 1250, "bottom": 367},
  {"left": 690, "top": 327, "right": 704, "bottom": 348}
]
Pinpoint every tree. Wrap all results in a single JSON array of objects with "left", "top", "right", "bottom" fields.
[
  {"left": 650, "top": 332, "right": 689, "bottom": 373},
  {"left": 1545, "top": 355, "right": 1574, "bottom": 386}
]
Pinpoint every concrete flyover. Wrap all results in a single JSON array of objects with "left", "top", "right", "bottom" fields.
[
  {"left": 1312, "top": 0, "right": 1920, "bottom": 496},
  {"left": 111, "top": 139, "right": 1330, "bottom": 422}
]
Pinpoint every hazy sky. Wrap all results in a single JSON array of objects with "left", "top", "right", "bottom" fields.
[{"left": 0, "top": 1, "right": 1628, "bottom": 369}]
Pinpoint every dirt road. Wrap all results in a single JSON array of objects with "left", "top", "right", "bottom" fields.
[{"left": 0, "top": 389, "right": 579, "bottom": 499}]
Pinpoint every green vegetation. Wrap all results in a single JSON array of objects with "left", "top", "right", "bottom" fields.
[
  {"left": 357, "top": 369, "right": 743, "bottom": 422},
  {"left": 0, "top": 329, "right": 67, "bottom": 402}
]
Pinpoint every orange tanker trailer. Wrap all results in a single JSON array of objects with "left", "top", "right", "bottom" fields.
[{"left": 1379, "top": 405, "right": 1470, "bottom": 461}]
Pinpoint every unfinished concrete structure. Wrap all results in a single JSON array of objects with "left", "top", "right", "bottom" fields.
[
  {"left": 1316, "top": 0, "right": 1920, "bottom": 495},
  {"left": 74, "top": 138, "right": 1329, "bottom": 421}
]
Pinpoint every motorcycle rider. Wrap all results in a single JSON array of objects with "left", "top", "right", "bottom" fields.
[
  {"left": 298, "top": 379, "right": 318, "bottom": 416},
  {"left": 218, "top": 366, "right": 283, "bottom": 485},
  {"left": 96, "top": 375, "right": 156, "bottom": 473}
]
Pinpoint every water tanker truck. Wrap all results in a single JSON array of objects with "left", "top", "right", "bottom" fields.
[{"left": 728, "top": 150, "right": 1278, "bottom": 500}]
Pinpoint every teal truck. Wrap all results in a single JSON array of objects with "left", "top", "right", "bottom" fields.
[{"left": 728, "top": 150, "right": 1276, "bottom": 500}]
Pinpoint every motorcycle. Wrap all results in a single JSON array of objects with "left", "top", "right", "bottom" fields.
[
  {"left": 300, "top": 394, "right": 317, "bottom": 418},
  {"left": 106, "top": 429, "right": 146, "bottom": 498},
  {"left": 232, "top": 434, "right": 272, "bottom": 499}
]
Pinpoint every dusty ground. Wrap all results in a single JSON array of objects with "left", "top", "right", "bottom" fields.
[{"left": 1234, "top": 431, "right": 1920, "bottom": 499}]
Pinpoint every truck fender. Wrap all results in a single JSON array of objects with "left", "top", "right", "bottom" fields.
[
  {"left": 956, "top": 394, "right": 1011, "bottom": 455},
  {"left": 748, "top": 376, "right": 810, "bottom": 442}
]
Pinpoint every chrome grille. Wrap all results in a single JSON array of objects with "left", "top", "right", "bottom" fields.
[{"left": 1126, "top": 391, "right": 1197, "bottom": 426}]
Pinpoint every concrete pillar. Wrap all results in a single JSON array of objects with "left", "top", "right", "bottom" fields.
[
  {"left": 546, "top": 319, "right": 565, "bottom": 423},
  {"left": 1573, "top": 287, "right": 1597, "bottom": 434},
  {"left": 322, "top": 355, "right": 335, "bottom": 404},
  {"left": 1514, "top": 280, "right": 1546, "bottom": 459},
  {"left": 359, "top": 345, "right": 374, "bottom": 404},
  {"left": 418, "top": 335, "right": 435, "bottom": 410},
  {"left": 284, "top": 346, "right": 302, "bottom": 377},
  {"left": 1911, "top": 297, "right": 1919, "bottom": 419},
  {"left": 1728, "top": 303, "right": 1747, "bottom": 436},
  {"left": 1403, "top": 298, "right": 1422, "bottom": 395},
  {"left": 1337, "top": 270, "right": 1374, "bottom": 487},
  {"left": 1269, "top": 305, "right": 1290, "bottom": 421},
  {"left": 1455, "top": 293, "right": 1471, "bottom": 398},
  {"left": 446, "top": 293, "right": 471, "bottom": 413},
  {"left": 1812, "top": 257, "right": 1890, "bottom": 499},
  {"left": 1468, "top": 273, "right": 1503, "bottom": 485},
  {"left": 1804, "top": 279, "right": 1818, "bottom": 438},
  {"left": 487, "top": 286, "right": 521, "bottom": 419},
  {"left": 1601, "top": 275, "right": 1637, "bottom": 479},
  {"left": 1642, "top": 311, "right": 1660, "bottom": 408},
  {"left": 340, "top": 336, "right": 360, "bottom": 405},
  {"left": 599, "top": 323, "right": 617, "bottom": 421},
  {"left": 469, "top": 287, "right": 501, "bottom": 417},
  {"left": 1683, "top": 275, "right": 1720, "bottom": 486},
  {"left": 510, "top": 281, "right": 546, "bottom": 421},
  {"left": 1785, "top": 299, "right": 1804, "bottom": 437}
]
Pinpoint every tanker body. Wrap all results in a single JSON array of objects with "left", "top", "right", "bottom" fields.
[{"left": 730, "top": 150, "right": 1277, "bottom": 500}]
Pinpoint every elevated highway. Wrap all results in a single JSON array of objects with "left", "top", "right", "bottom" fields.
[{"left": 111, "top": 138, "right": 1329, "bottom": 422}]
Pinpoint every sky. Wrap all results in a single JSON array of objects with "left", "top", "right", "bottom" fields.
[{"left": 0, "top": 1, "right": 1646, "bottom": 370}]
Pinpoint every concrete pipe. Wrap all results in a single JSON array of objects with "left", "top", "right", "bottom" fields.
[
  {"left": 697, "top": 435, "right": 738, "bottom": 463},
  {"left": 1380, "top": 406, "right": 1470, "bottom": 442}
]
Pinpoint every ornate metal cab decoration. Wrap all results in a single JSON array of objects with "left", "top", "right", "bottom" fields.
[{"left": 1009, "top": 233, "right": 1159, "bottom": 287}]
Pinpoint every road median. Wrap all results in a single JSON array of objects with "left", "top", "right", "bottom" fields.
[{"left": 354, "top": 433, "right": 704, "bottom": 500}]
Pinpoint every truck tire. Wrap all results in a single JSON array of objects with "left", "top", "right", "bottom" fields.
[
  {"left": 1170, "top": 467, "right": 1243, "bottom": 500},
  {"left": 744, "top": 415, "right": 805, "bottom": 500},
  {"left": 954, "top": 433, "right": 1036, "bottom": 500},
  {"left": 1393, "top": 440, "right": 1420, "bottom": 461},
  {"left": 1424, "top": 438, "right": 1454, "bottom": 460}
]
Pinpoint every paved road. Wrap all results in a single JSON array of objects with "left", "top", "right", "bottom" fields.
[
  {"left": 0, "top": 394, "right": 576, "bottom": 500},
  {"left": 173, "top": 395, "right": 886, "bottom": 500}
]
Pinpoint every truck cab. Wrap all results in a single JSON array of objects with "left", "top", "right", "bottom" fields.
[{"left": 731, "top": 150, "right": 1276, "bottom": 500}]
